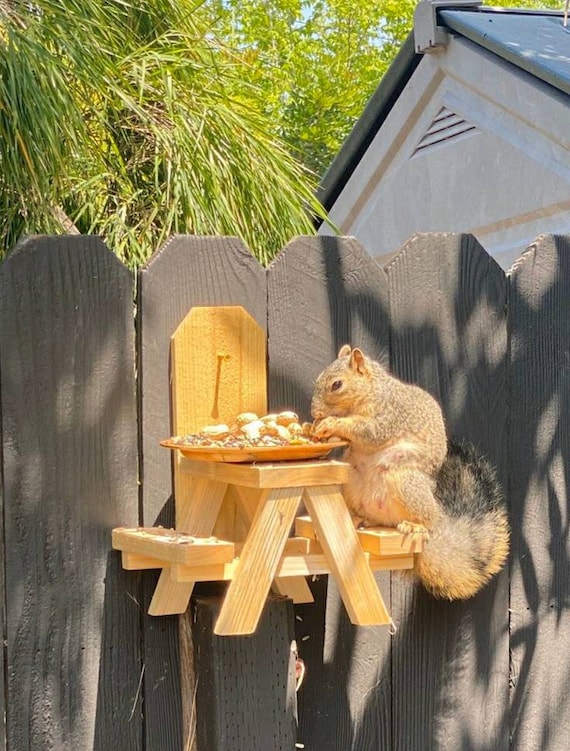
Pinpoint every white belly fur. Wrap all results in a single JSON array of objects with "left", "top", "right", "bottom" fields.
[{"left": 341, "top": 442, "right": 421, "bottom": 527}]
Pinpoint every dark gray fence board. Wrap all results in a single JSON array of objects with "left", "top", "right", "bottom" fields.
[
  {"left": 0, "top": 229, "right": 567, "bottom": 750},
  {"left": 191, "top": 596, "right": 297, "bottom": 751},
  {"left": 385, "top": 233, "right": 509, "bottom": 751},
  {"left": 138, "top": 235, "right": 267, "bottom": 528},
  {"left": 508, "top": 235, "right": 570, "bottom": 751},
  {"left": 0, "top": 236, "right": 140, "bottom": 751},
  {"left": 267, "top": 235, "right": 390, "bottom": 417},
  {"left": 137, "top": 235, "right": 271, "bottom": 751},
  {"left": 0, "top": 355, "right": 6, "bottom": 751},
  {"left": 267, "top": 235, "right": 392, "bottom": 750}
]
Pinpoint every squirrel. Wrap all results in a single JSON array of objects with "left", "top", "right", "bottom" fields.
[{"left": 310, "top": 344, "right": 509, "bottom": 600}]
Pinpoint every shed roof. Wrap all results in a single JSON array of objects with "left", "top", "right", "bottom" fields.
[{"left": 318, "top": 6, "right": 570, "bottom": 212}]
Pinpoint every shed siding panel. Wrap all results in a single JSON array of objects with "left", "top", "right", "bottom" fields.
[{"left": 324, "top": 37, "right": 570, "bottom": 271}]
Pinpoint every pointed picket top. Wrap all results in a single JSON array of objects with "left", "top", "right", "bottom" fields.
[
  {"left": 0, "top": 233, "right": 139, "bottom": 750},
  {"left": 138, "top": 234, "right": 267, "bottom": 525},
  {"left": 136, "top": 234, "right": 268, "bottom": 749},
  {"left": 267, "top": 234, "right": 390, "bottom": 420}
]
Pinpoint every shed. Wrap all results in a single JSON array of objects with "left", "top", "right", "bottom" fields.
[{"left": 319, "top": 1, "right": 570, "bottom": 269}]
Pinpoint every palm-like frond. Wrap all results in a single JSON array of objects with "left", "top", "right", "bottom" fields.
[{"left": 0, "top": 0, "right": 326, "bottom": 265}]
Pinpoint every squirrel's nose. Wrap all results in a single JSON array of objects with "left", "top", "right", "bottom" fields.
[{"left": 311, "top": 408, "right": 325, "bottom": 420}]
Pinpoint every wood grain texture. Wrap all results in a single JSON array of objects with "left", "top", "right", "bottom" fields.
[
  {"left": 138, "top": 236, "right": 266, "bottom": 527},
  {"left": 179, "top": 456, "right": 350, "bottom": 488},
  {"left": 295, "top": 515, "right": 425, "bottom": 555},
  {"left": 192, "top": 595, "right": 297, "bottom": 751},
  {"left": 215, "top": 486, "right": 303, "bottom": 635},
  {"left": 147, "top": 477, "right": 229, "bottom": 616},
  {"left": 170, "top": 305, "right": 267, "bottom": 435},
  {"left": 112, "top": 528, "right": 235, "bottom": 566},
  {"left": 138, "top": 236, "right": 266, "bottom": 750},
  {"left": 234, "top": 486, "right": 314, "bottom": 603},
  {"left": 508, "top": 235, "right": 570, "bottom": 751},
  {"left": 268, "top": 235, "right": 393, "bottom": 749},
  {"left": 172, "top": 550, "right": 413, "bottom": 584},
  {"left": 267, "top": 235, "right": 391, "bottom": 419},
  {"left": 303, "top": 486, "right": 391, "bottom": 625},
  {"left": 385, "top": 233, "right": 509, "bottom": 751},
  {"left": 0, "top": 236, "right": 140, "bottom": 751}
]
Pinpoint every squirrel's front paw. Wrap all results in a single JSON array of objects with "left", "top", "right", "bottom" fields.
[
  {"left": 312, "top": 416, "right": 344, "bottom": 440},
  {"left": 397, "top": 521, "right": 430, "bottom": 541}
]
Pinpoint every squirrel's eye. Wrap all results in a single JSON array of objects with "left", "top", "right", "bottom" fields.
[{"left": 331, "top": 380, "right": 342, "bottom": 392}]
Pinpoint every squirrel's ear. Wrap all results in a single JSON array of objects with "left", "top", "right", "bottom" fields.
[
  {"left": 350, "top": 348, "right": 369, "bottom": 375},
  {"left": 337, "top": 344, "right": 352, "bottom": 358}
]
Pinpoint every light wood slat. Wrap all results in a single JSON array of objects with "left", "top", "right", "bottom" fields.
[
  {"left": 149, "top": 478, "right": 228, "bottom": 616},
  {"left": 179, "top": 457, "right": 350, "bottom": 488},
  {"left": 358, "top": 528, "right": 424, "bottom": 556},
  {"left": 235, "top": 537, "right": 313, "bottom": 557},
  {"left": 214, "top": 487, "right": 303, "bottom": 635},
  {"left": 303, "top": 486, "right": 392, "bottom": 626},
  {"left": 170, "top": 305, "right": 266, "bottom": 436},
  {"left": 294, "top": 515, "right": 318, "bottom": 540},
  {"left": 234, "top": 485, "right": 315, "bottom": 603},
  {"left": 124, "top": 538, "right": 314, "bottom": 572},
  {"left": 122, "top": 553, "right": 165, "bottom": 570},
  {"left": 295, "top": 515, "right": 424, "bottom": 555},
  {"left": 148, "top": 571, "right": 195, "bottom": 617},
  {"left": 271, "top": 578, "right": 314, "bottom": 604},
  {"left": 172, "top": 552, "right": 413, "bottom": 582},
  {"left": 176, "top": 477, "right": 229, "bottom": 533},
  {"left": 112, "top": 528, "right": 235, "bottom": 566}
]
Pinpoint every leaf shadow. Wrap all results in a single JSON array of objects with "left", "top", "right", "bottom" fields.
[{"left": 269, "top": 233, "right": 569, "bottom": 751}]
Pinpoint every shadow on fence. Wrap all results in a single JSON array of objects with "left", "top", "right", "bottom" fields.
[{"left": 0, "top": 232, "right": 568, "bottom": 751}]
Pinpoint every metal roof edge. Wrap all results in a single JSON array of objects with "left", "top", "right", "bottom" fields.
[
  {"left": 316, "top": 6, "right": 570, "bottom": 222},
  {"left": 316, "top": 32, "right": 421, "bottom": 214},
  {"left": 439, "top": 8, "right": 570, "bottom": 96}
]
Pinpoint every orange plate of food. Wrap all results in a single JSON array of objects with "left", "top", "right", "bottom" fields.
[{"left": 160, "top": 439, "right": 347, "bottom": 463}]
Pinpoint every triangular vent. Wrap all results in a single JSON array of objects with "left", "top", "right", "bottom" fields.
[{"left": 412, "top": 107, "right": 478, "bottom": 156}]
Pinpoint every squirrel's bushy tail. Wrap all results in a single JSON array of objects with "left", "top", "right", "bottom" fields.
[{"left": 415, "top": 440, "right": 510, "bottom": 600}]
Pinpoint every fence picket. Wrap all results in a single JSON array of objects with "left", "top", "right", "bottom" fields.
[
  {"left": 137, "top": 235, "right": 296, "bottom": 751},
  {"left": 508, "top": 235, "right": 570, "bottom": 751},
  {"left": 384, "top": 232, "right": 509, "bottom": 751},
  {"left": 0, "top": 236, "right": 140, "bottom": 751},
  {"left": 267, "top": 235, "right": 392, "bottom": 750}
]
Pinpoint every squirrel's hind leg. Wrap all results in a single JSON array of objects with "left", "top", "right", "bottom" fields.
[{"left": 391, "top": 468, "right": 443, "bottom": 535}]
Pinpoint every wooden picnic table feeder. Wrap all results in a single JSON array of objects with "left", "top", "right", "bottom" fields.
[{"left": 112, "top": 306, "right": 423, "bottom": 635}]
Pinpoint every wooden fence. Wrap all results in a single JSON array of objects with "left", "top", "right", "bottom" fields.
[{"left": 0, "top": 232, "right": 568, "bottom": 751}]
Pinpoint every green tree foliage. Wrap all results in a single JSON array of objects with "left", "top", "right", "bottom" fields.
[
  {"left": 204, "top": 0, "right": 564, "bottom": 178},
  {"left": 0, "top": 0, "right": 326, "bottom": 266},
  {"left": 0, "top": 1, "right": 562, "bottom": 265},
  {"left": 203, "top": 0, "right": 416, "bottom": 175}
]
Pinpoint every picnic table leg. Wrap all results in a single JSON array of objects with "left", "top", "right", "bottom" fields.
[
  {"left": 214, "top": 487, "right": 303, "bottom": 635},
  {"left": 233, "top": 486, "right": 314, "bottom": 604},
  {"left": 303, "top": 485, "right": 392, "bottom": 626},
  {"left": 148, "top": 477, "right": 228, "bottom": 615}
]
